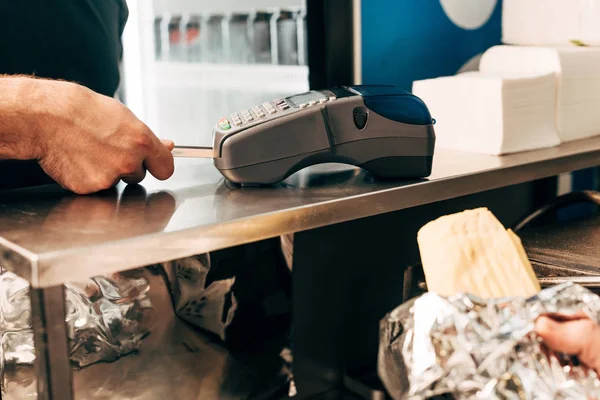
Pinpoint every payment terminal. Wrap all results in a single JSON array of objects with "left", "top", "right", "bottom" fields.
[{"left": 173, "top": 85, "right": 436, "bottom": 185}]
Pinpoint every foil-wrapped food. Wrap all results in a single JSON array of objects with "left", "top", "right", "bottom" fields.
[
  {"left": 379, "top": 282, "right": 600, "bottom": 400},
  {"left": 65, "top": 272, "right": 152, "bottom": 368},
  {"left": 0, "top": 267, "right": 152, "bottom": 393}
]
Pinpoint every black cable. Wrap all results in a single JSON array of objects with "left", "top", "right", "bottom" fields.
[{"left": 512, "top": 190, "right": 600, "bottom": 233}]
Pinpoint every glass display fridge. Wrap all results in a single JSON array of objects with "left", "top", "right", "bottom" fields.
[
  {"left": 0, "top": 1, "right": 363, "bottom": 400},
  {"left": 120, "top": 0, "right": 362, "bottom": 147}
]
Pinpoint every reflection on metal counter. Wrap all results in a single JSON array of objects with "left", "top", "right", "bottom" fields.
[
  {"left": 379, "top": 282, "right": 600, "bottom": 400},
  {"left": 0, "top": 269, "right": 152, "bottom": 398}
]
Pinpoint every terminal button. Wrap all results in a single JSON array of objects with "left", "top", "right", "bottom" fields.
[
  {"left": 218, "top": 119, "right": 231, "bottom": 130},
  {"left": 252, "top": 106, "right": 266, "bottom": 118},
  {"left": 353, "top": 107, "right": 369, "bottom": 130},
  {"left": 263, "top": 102, "right": 277, "bottom": 114},
  {"left": 277, "top": 100, "right": 290, "bottom": 110},
  {"left": 230, "top": 113, "right": 242, "bottom": 125}
]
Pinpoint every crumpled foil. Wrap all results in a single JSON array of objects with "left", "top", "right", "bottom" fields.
[
  {"left": 65, "top": 272, "right": 152, "bottom": 368},
  {"left": 165, "top": 254, "right": 237, "bottom": 341},
  {"left": 164, "top": 240, "right": 292, "bottom": 345},
  {"left": 379, "top": 282, "right": 600, "bottom": 400},
  {"left": 163, "top": 239, "right": 295, "bottom": 397},
  {"left": 0, "top": 267, "right": 151, "bottom": 392}
]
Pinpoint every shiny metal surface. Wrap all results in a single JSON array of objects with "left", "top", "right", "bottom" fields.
[
  {"left": 3, "top": 268, "right": 294, "bottom": 400},
  {"left": 2, "top": 136, "right": 600, "bottom": 288},
  {"left": 538, "top": 276, "right": 600, "bottom": 288},
  {"left": 30, "top": 286, "right": 72, "bottom": 400}
]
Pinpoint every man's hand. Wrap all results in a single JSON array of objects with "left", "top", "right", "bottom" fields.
[
  {"left": 1, "top": 76, "right": 175, "bottom": 194},
  {"left": 535, "top": 314, "right": 600, "bottom": 374}
]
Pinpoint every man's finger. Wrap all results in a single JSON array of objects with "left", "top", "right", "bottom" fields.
[
  {"left": 143, "top": 130, "right": 175, "bottom": 181},
  {"left": 121, "top": 165, "right": 147, "bottom": 185},
  {"left": 541, "top": 310, "right": 589, "bottom": 322},
  {"left": 535, "top": 316, "right": 600, "bottom": 373},
  {"left": 161, "top": 139, "right": 175, "bottom": 151}
]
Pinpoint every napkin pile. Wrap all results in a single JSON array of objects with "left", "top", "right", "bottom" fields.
[
  {"left": 480, "top": 45, "right": 600, "bottom": 144},
  {"left": 502, "top": 0, "right": 600, "bottom": 47},
  {"left": 413, "top": 1, "right": 600, "bottom": 155},
  {"left": 413, "top": 72, "right": 559, "bottom": 155}
]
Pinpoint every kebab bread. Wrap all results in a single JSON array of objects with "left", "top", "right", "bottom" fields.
[{"left": 417, "top": 208, "right": 541, "bottom": 299}]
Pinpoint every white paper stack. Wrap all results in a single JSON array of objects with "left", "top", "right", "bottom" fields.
[
  {"left": 502, "top": 0, "right": 600, "bottom": 46},
  {"left": 413, "top": 72, "right": 560, "bottom": 156},
  {"left": 480, "top": 45, "right": 600, "bottom": 143}
]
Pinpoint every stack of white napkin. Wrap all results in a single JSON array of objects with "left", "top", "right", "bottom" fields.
[
  {"left": 412, "top": 3, "right": 600, "bottom": 156},
  {"left": 414, "top": 72, "right": 560, "bottom": 155},
  {"left": 480, "top": 46, "right": 600, "bottom": 143},
  {"left": 502, "top": 0, "right": 600, "bottom": 47}
]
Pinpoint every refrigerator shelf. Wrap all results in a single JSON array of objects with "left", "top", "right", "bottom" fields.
[
  {"left": 149, "top": 61, "right": 309, "bottom": 93},
  {"left": 150, "top": 0, "right": 305, "bottom": 16}
]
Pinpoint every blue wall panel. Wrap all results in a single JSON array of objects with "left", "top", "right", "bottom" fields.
[
  {"left": 361, "top": 1, "right": 599, "bottom": 217},
  {"left": 361, "top": 0, "right": 502, "bottom": 91}
]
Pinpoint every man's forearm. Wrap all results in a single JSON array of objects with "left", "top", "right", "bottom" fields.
[{"left": 0, "top": 76, "right": 42, "bottom": 160}]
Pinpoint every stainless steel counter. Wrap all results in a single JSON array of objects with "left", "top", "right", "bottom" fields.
[{"left": 2, "top": 136, "right": 600, "bottom": 288}]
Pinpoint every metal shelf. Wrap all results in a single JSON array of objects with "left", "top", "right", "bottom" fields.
[
  {"left": 3, "top": 136, "right": 600, "bottom": 288},
  {"left": 3, "top": 270, "right": 295, "bottom": 400}
]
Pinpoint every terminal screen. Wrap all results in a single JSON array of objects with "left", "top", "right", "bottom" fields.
[{"left": 286, "top": 91, "right": 325, "bottom": 106}]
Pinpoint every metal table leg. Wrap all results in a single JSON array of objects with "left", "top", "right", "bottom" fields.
[{"left": 30, "top": 285, "right": 73, "bottom": 400}]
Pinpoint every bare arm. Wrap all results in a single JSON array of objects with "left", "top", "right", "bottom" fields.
[
  {"left": 0, "top": 76, "right": 174, "bottom": 194},
  {"left": 0, "top": 76, "right": 43, "bottom": 160}
]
